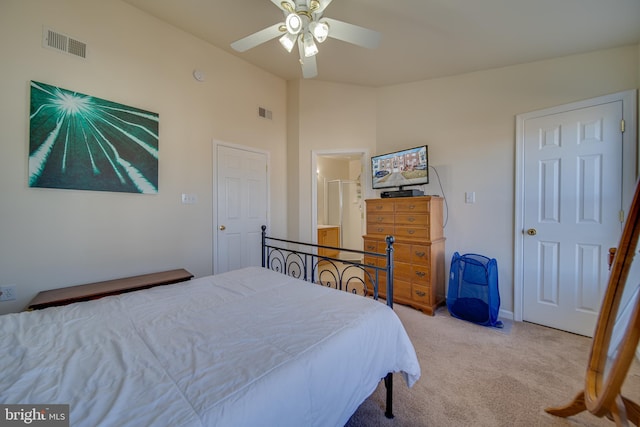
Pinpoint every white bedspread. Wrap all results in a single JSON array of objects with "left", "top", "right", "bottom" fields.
[{"left": 0, "top": 266, "right": 420, "bottom": 427}]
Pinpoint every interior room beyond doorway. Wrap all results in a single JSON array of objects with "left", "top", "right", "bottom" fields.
[{"left": 316, "top": 153, "right": 365, "bottom": 261}]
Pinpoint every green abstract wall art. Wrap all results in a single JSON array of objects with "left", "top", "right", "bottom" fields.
[{"left": 29, "top": 80, "right": 159, "bottom": 194}]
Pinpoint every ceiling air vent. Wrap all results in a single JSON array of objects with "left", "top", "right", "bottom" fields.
[{"left": 43, "top": 27, "right": 87, "bottom": 59}]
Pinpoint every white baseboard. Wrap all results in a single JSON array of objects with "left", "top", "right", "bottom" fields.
[{"left": 499, "top": 309, "right": 514, "bottom": 321}]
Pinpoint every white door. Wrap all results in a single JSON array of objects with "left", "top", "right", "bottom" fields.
[
  {"left": 215, "top": 144, "right": 268, "bottom": 274},
  {"left": 521, "top": 101, "right": 623, "bottom": 336}
]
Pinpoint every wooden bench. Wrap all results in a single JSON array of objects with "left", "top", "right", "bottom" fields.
[{"left": 27, "top": 269, "right": 194, "bottom": 310}]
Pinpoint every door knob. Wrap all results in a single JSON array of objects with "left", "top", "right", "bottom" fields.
[
  {"left": 526, "top": 228, "right": 537, "bottom": 236},
  {"left": 219, "top": 225, "right": 226, "bottom": 231}
]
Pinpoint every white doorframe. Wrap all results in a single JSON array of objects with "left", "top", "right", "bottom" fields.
[
  {"left": 212, "top": 139, "right": 271, "bottom": 274},
  {"left": 311, "top": 149, "right": 372, "bottom": 245},
  {"left": 514, "top": 90, "right": 637, "bottom": 322}
]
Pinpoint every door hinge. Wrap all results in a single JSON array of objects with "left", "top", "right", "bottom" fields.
[
  {"left": 620, "top": 210, "right": 625, "bottom": 223},
  {"left": 621, "top": 119, "right": 625, "bottom": 133}
]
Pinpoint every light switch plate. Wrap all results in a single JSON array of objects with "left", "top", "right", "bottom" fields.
[
  {"left": 181, "top": 193, "right": 198, "bottom": 204},
  {"left": 465, "top": 191, "right": 476, "bottom": 204}
]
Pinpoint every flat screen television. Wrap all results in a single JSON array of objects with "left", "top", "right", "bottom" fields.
[{"left": 371, "top": 145, "right": 428, "bottom": 190}]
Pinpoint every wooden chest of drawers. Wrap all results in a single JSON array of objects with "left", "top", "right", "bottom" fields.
[{"left": 364, "top": 196, "right": 445, "bottom": 315}]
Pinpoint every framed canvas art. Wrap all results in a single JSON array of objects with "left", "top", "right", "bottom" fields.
[{"left": 29, "top": 80, "right": 159, "bottom": 194}]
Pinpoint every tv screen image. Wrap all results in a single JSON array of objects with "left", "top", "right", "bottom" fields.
[{"left": 371, "top": 145, "right": 428, "bottom": 190}]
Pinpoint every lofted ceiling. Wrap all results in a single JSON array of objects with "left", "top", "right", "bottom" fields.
[{"left": 122, "top": 0, "right": 640, "bottom": 87}]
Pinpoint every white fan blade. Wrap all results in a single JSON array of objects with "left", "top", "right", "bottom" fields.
[
  {"left": 298, "top": 42, "right": 318, "bottom": 78},
  {"left": 324, "top": 17, "right": 381, "bottom": 49},
  {"left": 231, "top": 23, "right": 284, "bottom": 52}
]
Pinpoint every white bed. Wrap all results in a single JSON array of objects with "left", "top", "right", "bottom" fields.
[{"left": 0, "top": 266, "right": 420, "bottom": 426}]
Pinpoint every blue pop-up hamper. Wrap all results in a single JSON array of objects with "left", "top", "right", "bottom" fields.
[{"left": 447, "top": 252, "right": 503, "bottom": 328}]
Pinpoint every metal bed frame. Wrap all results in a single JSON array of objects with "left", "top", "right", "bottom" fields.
[{"left": 260, "top": 225, "right": 397, "bottom": 418}]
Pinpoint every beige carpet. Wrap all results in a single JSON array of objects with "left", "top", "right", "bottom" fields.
[{"left": 345, "top": 304, "right": 640, "bottom": 427}]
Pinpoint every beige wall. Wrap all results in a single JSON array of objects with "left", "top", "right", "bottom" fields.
[
  {"left": 290, "top": 79, "right": 378, "bottom": 242},
  {"left": 0, "top": 0, "right": 287, "bottom": 314},
  {"left": 376, "top": 45, "right": 639, "bottom": 314},
  {"left": 286, "top": 80, "right": 301, "bottom": 239}
]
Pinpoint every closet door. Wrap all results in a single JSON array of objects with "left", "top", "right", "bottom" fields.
[
  {"left": 521, "top": 100, "right": 623, "bottom": 336},
  {"left": 215, "top": 144, "right": 268, "bottom": 274}
]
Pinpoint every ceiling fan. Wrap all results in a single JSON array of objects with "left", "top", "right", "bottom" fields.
[{"left": 230, "top": 0, "right": 381, "bottom": 79}]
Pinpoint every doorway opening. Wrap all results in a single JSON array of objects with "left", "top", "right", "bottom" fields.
[{"left": 313, "top": 151, "right": 368, "bottom": 261}]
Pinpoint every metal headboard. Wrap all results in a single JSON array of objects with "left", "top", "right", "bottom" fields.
[{"left": 260, "top": 225, "right": 394, "bottom": 308}]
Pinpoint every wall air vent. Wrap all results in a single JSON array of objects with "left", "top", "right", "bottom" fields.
[
  {"left": 258, "top": 107, "right": 272, "bottom": 120},
  {"left": 42, "top": 27, "right": 87, "bottom": 59}
]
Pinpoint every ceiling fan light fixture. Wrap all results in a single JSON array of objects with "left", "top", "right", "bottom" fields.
[
  {"left": 309, "top": 21, "right": 329, "bottom": 43},
  {"left": 279, "top": 32, "right": 297, "bottom": 52},
  {"left": 302, "top": 33, "right": 318, "bottom": 57},
  {"left": 285, "top": 13, "right": 302, "bottom": 34},
  {"left": 280, "top": 1, "right": 295, "bottom": 13},
  {"left": 231, "top": 0, "right": 379, "bottom": 79}
]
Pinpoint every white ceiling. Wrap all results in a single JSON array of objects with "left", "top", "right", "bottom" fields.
[{"left": 123, "top": 0, "right": 640, "bottom": 87}]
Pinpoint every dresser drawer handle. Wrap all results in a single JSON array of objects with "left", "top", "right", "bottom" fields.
[
  {"left": 407, "top": 229, "right": 415, "bottom": 235},
  {"left": 408, "top": 204, "right": 416, "bottom": 210},
  {"left": 375, "top": 205, "right": 383, "bottom": 210},
  {"left": 415, "top": 271, "right": 426, "bottom": 278},
  {"left": 408, "top": 217, "right": 416, "bottom": 222},
  {"left": 415, "top": 251, "right": 425, "bottom": 257},
  {"left": 415, "top": 290, "right": 426, "bottom": 297},
  {"left": 366, "top": 245, "right": 376, "bottom": 251},
  {"left": 377, "top": 227, "right": 384, "bottom": 232},
  {"left": 377, "top": 216, "right": 384, "bottom": 222}
]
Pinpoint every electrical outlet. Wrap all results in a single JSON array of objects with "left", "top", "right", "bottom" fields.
[{"left": 0, "top": 285, "right": 16, "bottom": 302}]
